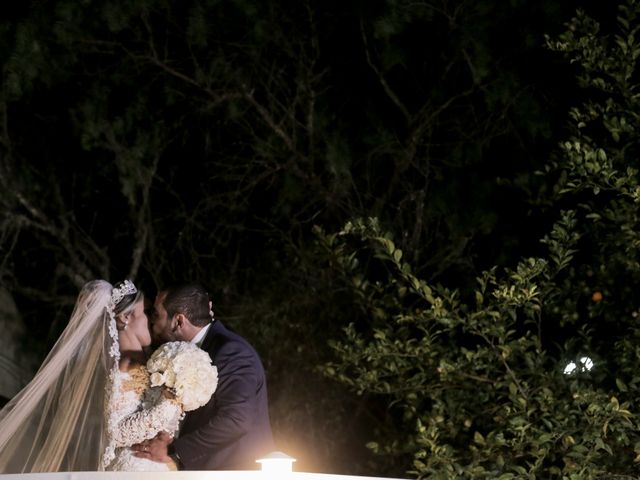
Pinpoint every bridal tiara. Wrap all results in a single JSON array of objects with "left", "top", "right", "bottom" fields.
[{"left": 111, "top": 280, "right": 137, "bottom": 306}]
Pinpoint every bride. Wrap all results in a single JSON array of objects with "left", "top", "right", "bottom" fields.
[
  {"left": 103, "top": 280, "right": 183, "bottom": 471},
  {"left": 0, "top": 279, "right": 183, "bottom": 472}
]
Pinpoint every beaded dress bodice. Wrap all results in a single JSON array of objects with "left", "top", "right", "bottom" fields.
[{"left": 104, "top": 365, "right": 182, "bottom": 471}]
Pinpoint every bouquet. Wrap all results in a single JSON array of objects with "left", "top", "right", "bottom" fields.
[{"left": 146, "top": 341, "right": 218, "bottom": 411}]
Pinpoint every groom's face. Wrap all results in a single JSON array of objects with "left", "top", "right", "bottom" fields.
[{"left": 151, "top": 292, "right": 179, "bottom": 344}]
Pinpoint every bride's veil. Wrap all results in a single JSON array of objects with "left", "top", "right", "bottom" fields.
[{"left": 0, "top": 280, "right": 120, "bottom": 472}]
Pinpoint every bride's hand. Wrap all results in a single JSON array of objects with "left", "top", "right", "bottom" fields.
[{"left": 132, "top": 432, "right": 173, "bottom": 463}]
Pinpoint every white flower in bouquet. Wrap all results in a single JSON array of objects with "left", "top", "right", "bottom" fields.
[{"left": 147, "top": 341, "right": 218, "bottom": 411}]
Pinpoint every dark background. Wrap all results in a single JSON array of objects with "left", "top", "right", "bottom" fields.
[{"left": 0, "top": 0, "right": 616, "bottom": 475}]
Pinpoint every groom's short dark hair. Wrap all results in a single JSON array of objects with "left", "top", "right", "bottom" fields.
[{"left": 161, "top": 283, "right": 212, "bottom": 327}]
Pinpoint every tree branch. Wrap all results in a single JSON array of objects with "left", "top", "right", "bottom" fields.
[{"left": 360, "top": 18, "right": 411, "bottom": 123}]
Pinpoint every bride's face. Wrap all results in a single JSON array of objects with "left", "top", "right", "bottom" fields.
[{"left": 124, "top": 299, "right": 152, "bottom": 347}]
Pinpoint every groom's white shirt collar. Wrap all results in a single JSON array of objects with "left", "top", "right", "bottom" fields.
[{"left": 190, "top": 322, "right": 213, "bottom": 347}]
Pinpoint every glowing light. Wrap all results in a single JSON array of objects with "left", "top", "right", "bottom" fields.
[
  {"left": 579, "top": 356, "right": 594, "bottom": 370},
  {"left": 257, "top": 451, "right": 296, "bottom": 474},
  {"left": 563, "top": 356, "right": 594, "bottom": 375},
  {"left": 563, "top": 362, "right": 577, "bottom": 375}
]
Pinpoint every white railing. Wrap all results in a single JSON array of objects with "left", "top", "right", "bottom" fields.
[
  {"left": 0, "top": 452, "right": 409, "bottom": 480},
  {"left": 0, "top": 472, "right": 409, "bottom": 480}
]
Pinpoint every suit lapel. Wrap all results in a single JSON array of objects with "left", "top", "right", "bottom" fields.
[{"left": 200, "top": 320, "right": 225, "bottom": 356}]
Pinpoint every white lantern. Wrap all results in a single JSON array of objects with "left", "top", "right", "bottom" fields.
[{"left": 256, "top": 451, "right": 296, "bottom": 473}]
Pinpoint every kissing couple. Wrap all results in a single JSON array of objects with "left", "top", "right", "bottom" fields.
[{"left": 0, "top": 280, "right": 274, "bottom": 472}]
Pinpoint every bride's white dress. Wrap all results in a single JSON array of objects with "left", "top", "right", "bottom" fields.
[{"left": 104, "top": 365, "right": 183, "bottom": 471}]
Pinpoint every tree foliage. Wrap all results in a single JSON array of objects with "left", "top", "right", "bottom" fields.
[{"left": 319, "top": 1, "right": 640, "bottom": 477}]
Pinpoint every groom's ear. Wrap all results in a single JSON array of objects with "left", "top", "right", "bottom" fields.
[{"left": 173, "top": 313, "right": 187, "bottom": 331}]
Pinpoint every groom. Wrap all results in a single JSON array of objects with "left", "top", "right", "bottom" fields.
[{"left": 133, "top": 283, "right": 274, "bottom": 470}]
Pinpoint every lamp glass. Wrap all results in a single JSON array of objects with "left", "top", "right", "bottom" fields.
[{"left": 257, "top": 451, "right": 296, "bottom": 473}]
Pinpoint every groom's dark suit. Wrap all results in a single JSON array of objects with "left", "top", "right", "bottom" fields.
[{"left": 172, "top": 320, "right": 274, "bottom": 470}]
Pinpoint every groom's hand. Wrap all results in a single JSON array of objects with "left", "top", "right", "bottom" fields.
[{"left": 132, "top": 431, "right": 173, "bottom": 463}]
